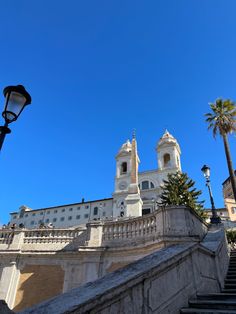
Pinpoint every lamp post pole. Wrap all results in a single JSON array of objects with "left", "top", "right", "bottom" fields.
[
  {"left": 201, "top": 165, "right": 221, "bottom": 224},
  {"left": 0, "top": 122, "right": 11, "bottom": 151},
  {"left": 0, "top": 85, "right": 31, "bottom": 152}
]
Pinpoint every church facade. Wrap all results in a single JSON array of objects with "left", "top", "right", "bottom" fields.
[{"left": 9, "top": 130, "right": 181, "bottom": 229}]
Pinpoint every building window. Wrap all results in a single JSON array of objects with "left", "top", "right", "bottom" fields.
[
  {"left": 47, "top": 211, "right": 50, "bottom": 215},
  {"left": 77, "top": 206, "right": 80, "bottom": 210},
  {"left": 76, "top": 215, "right": 80, "bottom": 219},
  {"left": 103, "top": 211, "right": 106, "bottom": 217},
  {"left": 60, "top": 217, "right": 65, "bottom": 221},
  {"left": 121, "top": 162, "right": 127, "bottom": 174},
  {"left": 150, "top": 182, "right": 155, "bottom": 189},
  {"left": 54, "top": 210, "right": 58, "bottom": 213},
  {"left": 45, "top": 219, "right": 49, "bottom": 223},
  {"left": 30, "top": 221, "right": 34, "bottom": 225},
  {"left": 25, "top": 214, "right": 28, "bottom": 217},
  {"left": 93, "top": 207, "right": 98, "bottom": 215},
  {"left": 163, "top": 153, "right": 171, "bottom": 167},
  {"left": 62, "top": 209, "right": 65, "bottom": 212},
  {"left": 142, "top": 208, "right": 151, "bottom": 215},
  {"left": 40, "top": 212, "right": 44, "bottom": 215},
  {"left": 53, "top": 218, "right": 57, "bottom": 222},
  {"left": 142, "top": 181, "right": 149, "bottom": 190},
  {"left": 84, "top": 214, "right": 89, "bottom": 218},
  {"left": 68, "top": 216, "right": 72, "bottom": 220},
  {"left": 231, "top": 207, "right": 236, "bottom": 214},
  {"left": 32, "top": 213, "right": 36, "bottom": 216},
  {"left": 69, "top": 208, "right": 73, "bottom": 211},
  {"left": 85, "top": 205, "right": 89, "bottom": 209}
]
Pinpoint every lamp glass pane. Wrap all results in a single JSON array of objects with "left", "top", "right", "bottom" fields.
[
  {"left": 4, "top": 91, "right": 26, "bottom": 122},
  {"left": 202, "top": 167, "right": 210, "bottom": 178},
  {"left": 205, "top": 168, "right": 210, "bottom": 178}
]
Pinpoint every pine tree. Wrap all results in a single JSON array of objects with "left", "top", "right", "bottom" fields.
[{"left": 159, "top": 172, "right": 207, "bottom": 219}]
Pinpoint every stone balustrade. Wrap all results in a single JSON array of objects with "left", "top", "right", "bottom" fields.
[
  {"left": 23, "top": 229, "right": 83, "bottom": 244},
  {"left": 0, "top": 206, "right": 208, "bottom": 252},
  {"left": 0, "top": 230, "right": 13, "bottom": 245},
  {"left": 100, "top": 205, "right": 208, "bottom": 247},
  {"left": 0, "top": 228, "right": 87, "bottom": 252},
  {"left": 103, "top": 214, "right": 157, "bottom": 241}
]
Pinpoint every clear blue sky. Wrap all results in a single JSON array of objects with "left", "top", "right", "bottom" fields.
[{"left": 0, "top": 0, "right": 236, "bottom": 224}]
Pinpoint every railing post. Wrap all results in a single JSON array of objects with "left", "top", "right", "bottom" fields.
[
  {"left": 85, "top": 221, "right": 104, "bottom": 247},
  {"left": 9, "top": 230, "right": 24, "bottom": 250}
]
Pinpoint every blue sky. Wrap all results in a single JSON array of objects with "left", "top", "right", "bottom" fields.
[{"left": 0, "top": 0, "right": 236, "bottom": 224}]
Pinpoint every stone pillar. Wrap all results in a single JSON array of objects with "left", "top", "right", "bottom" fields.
[
  {"left": 10, "top": 231, "right": 24, "bottom": 250},
  {"left": 85, "top": 222, "right": 104, "bottom": 247},
  {"left": 0, "top": 260, "right": 20, "bottom": 309}
]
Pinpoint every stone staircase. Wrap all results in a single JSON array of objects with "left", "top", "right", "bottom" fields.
[{"left": 180, "top": 250, "right": 236, "bottom": 313}]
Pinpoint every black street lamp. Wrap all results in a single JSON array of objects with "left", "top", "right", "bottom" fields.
[
  {"left": 201, "top": 164, "right": 221, "bottom": 224},
  {"left": 0, "top": 85, "right": 31, "bottom": 151}
]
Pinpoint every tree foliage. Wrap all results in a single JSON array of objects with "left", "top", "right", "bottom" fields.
[
  {"left": 226, "top": 229, "right": 236, "bottom": 244},
  {"left": 205, "top": 99, "right": 236, "bottom": 137},
  {"left": 159, "top": 172, "right": 207, "bottom": 219},
  {"left": 205, "top": 98, "right": 236, "bottom": 201}
]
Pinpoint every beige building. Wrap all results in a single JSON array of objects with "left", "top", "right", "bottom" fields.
[{"left": 222, "top": 171, "right": 236, "bottom": 221}]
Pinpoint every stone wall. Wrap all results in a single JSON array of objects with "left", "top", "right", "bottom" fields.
[
  {"left": 13, "top": 265, "right": 64, "bottom": 312},
  {"left": 19, "top": 227, "right": 229, "bottom": 314}
]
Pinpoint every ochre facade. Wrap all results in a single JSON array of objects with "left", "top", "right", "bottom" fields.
[{"left": 13, "top": 264, "right": 64, "bottom": 312}]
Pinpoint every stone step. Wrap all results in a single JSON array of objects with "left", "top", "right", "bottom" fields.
[
  {"left": 222, "top": 289, "right": 236, "bottom": 293},
  {"left": 224, "top": 284, "right": 236, "bottom": 289},
  {"left": 181, "top": 308, "right": 236, "bottom": 313},
  {"left": 225, "top": 279, "right": 236, "bottom": 283},
  {"left": 227, "top": 275, "right": 236, "bottom": 279},
  {"left": 197, "top": 293, "right": 236, "bottom": 300},
  {"left": 188, "top": 299, "right": 236, "bottom": 310}
]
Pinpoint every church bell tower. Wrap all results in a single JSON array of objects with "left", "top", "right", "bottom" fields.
[{"left": 113, "top": 134, "right": 142, "bottom": 218}]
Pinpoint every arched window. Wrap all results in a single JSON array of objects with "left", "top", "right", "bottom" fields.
[
  {"left": 93, "top": 207, "right": 98, "bottom": 215},
  {"left": 140, "top": 181, "right": 155, "bottom": 190},
  {"left": 120, "top": 162, "right": 127, "bottom": 174},
  {"left": 231, "top": 207, "right": 236, "bottom": 214},
  {"left": 163, "top": 153, "right": 171, "bottom": 167},
  {"left": 141, "top": 181, "right": 149, "bottom": 190}
]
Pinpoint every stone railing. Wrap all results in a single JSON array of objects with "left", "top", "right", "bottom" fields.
[
  {"left": 85, "top": 206, "right": 208, "bottom": 247},
  {"left": 0, "top": 228, "right": 87, "bottom": 252},
  {"left": 23, "top": 229, "right": 83, "bottom": 244},
  {"left": 0, "top": 230, "right": 14, "bottom": 245},
  {"left": 0, "top": 206, "right": 208, "bottom": 251},
  {"left": 103, "top": 214, "right": 157, "bottom": 241}
]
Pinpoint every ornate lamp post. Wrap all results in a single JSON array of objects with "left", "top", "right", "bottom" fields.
[
  {"left": 0, "top": 85, "right": 31, "bottom": 151},
  {"left": 201, "top": 164, "right": 221, "bottom": 224}
]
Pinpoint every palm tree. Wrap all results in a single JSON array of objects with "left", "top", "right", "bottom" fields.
[{"left": 205, "top": 98, "right": 236, "bottom": 201}]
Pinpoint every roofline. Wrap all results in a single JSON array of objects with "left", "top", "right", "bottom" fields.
[
  {"left": 139, "top": 169, "right": 158, "bottom": 175},
  {"left": 222, "top": 170, "right": 236, "bottom": 185},
  {"left": 205, "top": 207, "right": 226, "bottom": 211},
  {"left": 10, "top": 198, "right": 113, "bottom": 213}
]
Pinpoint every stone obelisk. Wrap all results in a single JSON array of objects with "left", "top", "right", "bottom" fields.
[{"left": 125, "top": 131, "right": 143, "bottom": 217}]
